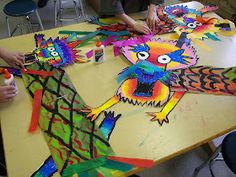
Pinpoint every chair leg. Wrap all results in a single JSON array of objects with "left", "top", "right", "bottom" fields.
[
  {"left": 5, "top": 16, "right": 11, "bottom": 37},
  {"left": 79, "top": 0, "right": 86, "bottom": 19},
  {"left": 209, "top": 159, "right": 216, "bottom": 177},
  {"left": 73, "top": 0, "right": 80, "bottom": 22},
  {"left": 193, "top": 145, "right": 222, "bottom": 177},
  {"left": 26, "top": 16, "right": 33, "bottom": 33},
  {"left": 35, "top": 9, "right": 44, "bottom": 30},
  {"left": 54, "top": 0, "right": 58, "bottom": 27}
]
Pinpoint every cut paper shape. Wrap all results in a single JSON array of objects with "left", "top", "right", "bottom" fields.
[
  {"left": 170, "top": 66, "right": 236, "bottom": 95},
  {"left": 33, "top": 34, "right": 87, "bottom": 67},
  {"left": 99, "top": 111, "right": 122, "bottom": 141},
  {"left": 112, "top": 34, "right": 153, "bottom": 56},
  {"left": 86, "top": 50, "right": 94, "bottom": 59},
  {"left": 153, "top": 6, "right": 177, "bottom": 35},
  {"left": 23, "top": 62, "right": 153, "bottom": 177},
  {"left": 31, "top": 110, "right": 122, "bottom": 177},
  {"left": 21, "top": 69, "right": 54, "bottom": 77},
  {"left": 164, "top": 5, "right": 236, "bottom": 41},
  {"left": 31, "top": 156, "right": 57, "bottom": 177},
  {"left": 28, "top": 89, "right": 43, "bottom": 133},
  {"left": 83, "top": 37, "right": 198, "bottom": 125},
  {"left": 0, "top": 66, "right": 21, "bottom": 77},
  {"left": 83, "top": 36, "right": 236, "bottom": 126}
]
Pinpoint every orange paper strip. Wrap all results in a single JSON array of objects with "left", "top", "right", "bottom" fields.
[
  {"left": 22, "top": 69, "right": 54, "bottom": 77},
  {"left": 28, "top": 89, "right": 43, "bottom": 133}
]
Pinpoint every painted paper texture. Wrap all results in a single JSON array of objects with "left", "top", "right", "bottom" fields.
[
  {"left": 164, "top": 5, "right": 236, "bottom": 41},
  {"left": 33, "top": 34, "right": 86, "bottom": 67},
  {"left": 84, "top": 37, "right": 236, "bottom": 125},
  {"left": 22, "top": 62, "right": 113, "bottom": 175},
  {"left": 23, "top": 62, "right": 153, "bottom": 177},
  {"left": 84, "top": 37, "right": 198, "bottom": 125}
]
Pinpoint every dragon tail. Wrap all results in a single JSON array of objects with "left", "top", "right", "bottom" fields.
[{"left": 170, "top": 66, "right": 236, "bottom": 95}]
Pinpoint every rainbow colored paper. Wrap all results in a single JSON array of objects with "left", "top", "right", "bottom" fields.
[
  {"left": 164, "top": 5, "right": 236, "bottom": 41},
  {"left": 84, "top": 37, "right": 236, "bottom": 125},
  {"left": 22, "top": 62, "right": 154, "bottom": 177},
  {"left": 33, "top": 34, "right": 86, "bottom": 67}
]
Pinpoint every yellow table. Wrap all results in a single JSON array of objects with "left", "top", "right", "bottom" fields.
[{"left": 1, "top": 1, "right": 236, "bottom": 177}]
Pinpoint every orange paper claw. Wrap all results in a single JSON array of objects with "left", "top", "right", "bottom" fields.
[
  {"left": 107, "top": 156, "right": 154, "bottom": 168},
  {"left": 28, "top": 89, "right": 43, "bottom": 133}
]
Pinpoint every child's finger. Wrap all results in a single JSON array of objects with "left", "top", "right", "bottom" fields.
[{"left": 5, "top": 93, "right": 17, "bottom": 99}]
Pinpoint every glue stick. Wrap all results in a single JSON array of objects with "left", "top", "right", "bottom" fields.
[
  {"left": 94, "top": 37, "right": 105, "bottom": 63},
  {"left": 3, "top": 69, "right": 18, "bottom": 94}
]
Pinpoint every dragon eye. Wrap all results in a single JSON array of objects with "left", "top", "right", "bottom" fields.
[
  {"left": 47, "top": 47, "right": 55, "bottom": 52},
  {"left": 51, "top": 51, "right": 59, "bottom": 57},
  {"left": 158, "top": 55, "right": 171, "bottom": 64},
  {"left": 187, "top": 23, "right": 197, "bottom": 29},
  {"left": 194, "top": 21, "right": 202, "bottom": 26},
  {"left": 137, "top": 51, "right": 149, "bottom": 60}
]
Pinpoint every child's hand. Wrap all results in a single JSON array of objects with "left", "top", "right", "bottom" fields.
[
  {"left": 0, "top": 85, "right": 17, "bottom": 103},
  {"left": 133, "top": 22, "right": 151, "bottom": 34},
  {"left": 146, "top": 11, "right": 160, "bottom": 31},
  {"left": 1, "top": 50, "right": 25, "bottom": 69}
]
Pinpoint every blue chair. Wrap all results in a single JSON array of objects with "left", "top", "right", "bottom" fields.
[
  {"left": 3, "top": 0, "right": 44, "bottom": 37},
  {"left": 194, "top": 131, "right": 236, "bottom": 177}
]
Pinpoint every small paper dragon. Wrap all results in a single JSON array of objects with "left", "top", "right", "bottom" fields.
[
  {"left": 33, "top": 34, "right": 87, "bottom": 67},
  {"left": 164, "top": 5, "right": 236, "bottom": 40}
]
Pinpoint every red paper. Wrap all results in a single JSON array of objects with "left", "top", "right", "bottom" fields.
[
  {"left": 98, "top": 173, "right": 104, "bottom": 177},
  {"left": 107, "top": 156, "right": 154, "bottom": 168},
  {"left": 22, "top": 69, "right": 54, "bottom": 77},
  {"left": 28, "top": 89, "right": 43, "bottom": 133}
]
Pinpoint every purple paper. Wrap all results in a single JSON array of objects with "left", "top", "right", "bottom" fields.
[
  {"left": 112, "top": 34, "right": 154, "bottom": 56},
  {"left": 86, "top": 50, "right": 93, "bottom": 59},
  {"left": 102, "top": 35, "right": 118, "bottom": 47},
  {"left": 113, "top": 46, "right": 120, "bottom": 56}
]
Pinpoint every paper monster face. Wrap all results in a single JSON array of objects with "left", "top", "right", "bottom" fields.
[
  {"left": 164, "top": 5, "right": 230, "bottom": 40},
  {"left": 122, "top": 38, "right": 197, "bottom": 71},
  {"left": 34, "top": 34, "right": 83, "bottom": 67}
]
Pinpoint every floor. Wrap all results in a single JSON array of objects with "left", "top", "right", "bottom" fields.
[{"left": 0, "top": 0, "right": 235, "bottom": 177}]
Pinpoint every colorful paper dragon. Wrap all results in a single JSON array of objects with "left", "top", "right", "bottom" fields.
[
  {"left": 164, "top": 5, "right": 236, "bottom": 40},
  {"left": 22, "top": 62, "right": 154, "bottom": 177},
  {"left": 33, "top": 34, "right": 87, "bottom": 67},
  {"left": 83, "top": 36, "right": 236, "bottom": 125}
]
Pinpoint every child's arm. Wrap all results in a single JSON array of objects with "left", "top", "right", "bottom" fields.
[
  {"left": 0, "top": 47, "right": 25, "bottom": 68},
  {"left": 116, "top": 13, "right": 151, "bottom": 34},
  {"left": 146, "top": 0, "right": 164, "bottom": 31},
  {"left": 146, "top": 4, "right": 159, "bottom": 31}
]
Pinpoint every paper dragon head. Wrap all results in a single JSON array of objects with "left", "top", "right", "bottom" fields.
[
  {"left": 34, "top": 34, "right": 85, "bottom": 67},
  {"left": 164, "top": 5, "right": 234, "bottom": 40},
  {"left": 122, "top": 38, "right": 197, "bottom": 71}
]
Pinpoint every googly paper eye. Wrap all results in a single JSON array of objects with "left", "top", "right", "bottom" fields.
[
  {"left": 194, "top": 21, "right": 202, "bottom": 26},
  {"left": 47, "top": 47, "right": 55, "bottom": 52},
  {"left": 51, "top": 51, "right": 59, "bottom": 57},
  {"left": 158, "top": 55, "right": 171, "bottom": 64},
  {"left": 137, "top": 51, "right": 149, "bottom": 60},
  {"left": 187, "top": 23, "right": 197, "bottom": 29}
]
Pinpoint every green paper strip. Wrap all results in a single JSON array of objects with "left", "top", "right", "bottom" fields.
[
  {"left": 59, "top": 31, "right": 92, "bottom": 35},
  {"left": 62, "top": 157, "right": 107, "bottom": 176},
  {"left": 77, "top": 38, "right": 95, "bottom": 47},
  {"left": 77, "top": 31, "right": 101, "bottom": 40},
  {"left": 103, "top": 159, "right": 134, "bottom": 172},
  {"left": 97, "top": 166, "right": 115, "bottom": 177},
  {"left": 66, "top": 32, "right": 78, "bottom": 42}
]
